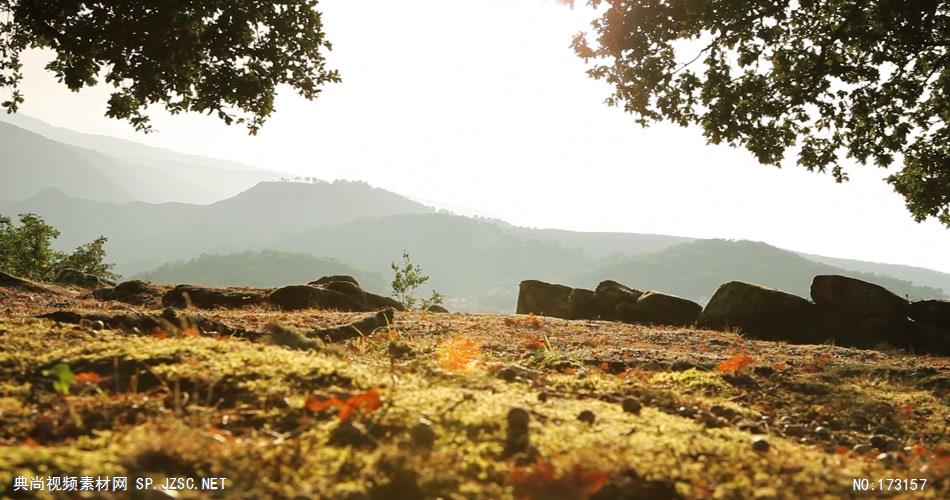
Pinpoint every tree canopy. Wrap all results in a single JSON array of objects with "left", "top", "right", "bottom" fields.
[
  {"left": 0, "top": 0, "right": 339, "bottom": 133},
  {"left": 573, "top": 0, "right": 950, "bottom": 227}
]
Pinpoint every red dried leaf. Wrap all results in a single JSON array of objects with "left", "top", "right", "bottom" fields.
[
  {"left": 306, "top": 390, "right": 382, "bottom": 421},
  {"left": 73, "top": 372, "right": 103, "bottom": 384},
  {"left": 523, "top": 335, "right": 545, "bottom": 350},
  {"left": 717, "top": 354, "right": 754, "bottom": 374},
  {"left": 23, "top": 437, "right": 39, "bottom": 448},
  {"left": 511, "top": 461, "right": 609, "bottom": 499}
]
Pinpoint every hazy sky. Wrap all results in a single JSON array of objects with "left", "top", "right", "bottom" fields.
[{"left": 12, "top": 0, "right": 950, "bottom": 273}]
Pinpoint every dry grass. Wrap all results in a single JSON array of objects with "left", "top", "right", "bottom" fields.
[{"left": 0, "top": 285, "right": 948, "bottom": 498}]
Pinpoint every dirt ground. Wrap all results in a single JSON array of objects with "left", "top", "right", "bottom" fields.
[{"left": 1, "top": 282, "right": 948, "bottom": 498}]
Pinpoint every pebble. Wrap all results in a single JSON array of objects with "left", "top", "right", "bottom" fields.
[
  {"left": 783, "top": 424, "right": 807, "bottom": 437},
  {"left": 852, "top": 444, "right": 874, "bottom": 454},
  {"left": 621, "top": 397, "right": 642, "bottom": 415},
  {"left": 410, "top": 419, "right": 436, "bottom": 448},
  {"left": 870, "top": 434, "right": 900, "bottom": 452},
  {"left": 577, "top": 410, "right": 596, "bottom": 425},
  {"left": 752, "top": 437, "right": 770, "bottom": 453}
]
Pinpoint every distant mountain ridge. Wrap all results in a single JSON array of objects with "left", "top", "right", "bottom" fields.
[
  {"left": 0, "top": 115, "right": 282, "bottom": 204},
  {"left": 133, "top": 250, "right": 387, "bottom": 293},
  {"left": 2, "top": 116, "right": 947, "bottom": 312}
]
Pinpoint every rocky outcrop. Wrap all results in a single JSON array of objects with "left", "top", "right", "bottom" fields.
[
  {"left": 92, "top": 280, "right": 164, "bottom": 305},
  {"left": 162, "top": 285, "right": 268, "bottom": 309},
  {"left": 909, "top": 299, "right": 950, "bottom": 329},
  {"left": 53, "top": 268, "right": 115, "bottom": 289},
  {"left": 811, "top": 275, "right": 908, "bottom": 319},
  {"left": 516, "top": 280, "right": 576, "bottom": 319},
  {"left": 593, "top": 280, "right": 642, "bottom": 320},
  {"left": 269, "top": 276, "right": 406, "bottom": 312},
  {"left": 699, "top": 281, "right": 820, "bottom": 343},
  {"left": 616, "top": 291, "right": 701, "bottom": 327},
  {"left": 427, "top": 304, "right": 450, "bottom": 313}
]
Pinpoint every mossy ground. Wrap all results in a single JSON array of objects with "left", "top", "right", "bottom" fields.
[{"left": 0, "top": 284, "right": 948, "bottom": 498}]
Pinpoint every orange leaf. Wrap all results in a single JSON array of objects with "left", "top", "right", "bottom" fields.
[
  {"left": 511, "top": 461, "right": 609, "bottom": 499},
  {"left": 73, "top": 372, "right": 103, "bottom": 384},
  {"left": 523, "top": 335, "right": 545, "bottom": 350},
  {"left": 897, "top": 403, "right": 914, "bottom": 417},
  {"left": 23, "top": 437, "right": 39, "bottom": 448},
  {"left": 770, "top": 362, "right": 787, "bottom": 371},
  {"left": 306, "top": 390, "right": 382, "bottom": 421},
  {"left": 182, "top": 327, "right": 201, "bottom": 337},
  {"left": 151, "top": 329, "right": 169, "bottom": 340},
  {"left": 436, "top": 336, "right": 481, "bottom": 371},
  {"left": 717, "top": 354, "right": 754, "bottom": 374}
]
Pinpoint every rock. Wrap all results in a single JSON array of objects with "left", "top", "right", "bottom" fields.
[
  {"left": 268, "top": 285, "right": 360, "bottom": 311},
  {"left": 577, "top": 410, "right": 596, "bottom": 425},
  {"left": 162, "top": 284, "right": 267, "bottom": 309},
  {"left": 516, "top": 280, "right": 595, "bottom": 319},
  {"left": 93, "top": 280, "right": 163, "bottom": 305},
  {"left": 593, "top": 280, "right": 643, "bottom": 320},
  {"left": 847, "top": 317, "right": 919, "bottom": 350},
  {"left": 852, "top": 444, "right": 874, "bottom": 455},
  {"left": 426, "top": 304, "right": 449, "bottom": 313},
  {"left": 783, "top": 424, "right": 807, "bottom": 437},
  {"left": 309, "top": 275, "right": 360, "bottom": 287},
  {"left": 568, "top": 288, "right": 598, "bottom": 320},
  {"left": 364, "top": 292, "right": 407, "bottom": 311},
  {"left": 615, "top": 291, "right": 702, "bottom": 327},
  {"left": 410, "top": 419, "right": 437, "bottom": 448},
  {"left": 751, "top": 437, "right": 770, "bottom": 453},
  {"left": 909, "top": 299, "right": 950, "bottom": 329},
  {"left": 811, "top": 275, "right": 908, "bottom": 319},
  {"left": 699, "top": 281, "right": 820, "bottom": 343},
  {"left": 53, "top": 268, "right": 115, "bottom": 289},
  {"left": 915, "top": 323, "right": 950, "bottom": 356},
  {"left": 311, "top": 309, "right": 397, "bottom": 343},
  {"left": 621, "top": 397, "right": 642, "bottom": 415},
  {"left": 503, "top": 408, "right": 531, "bottom": 457},
  {"left": 388, "top": 341, "right": 413, "bottom": 359},
  {"left": 870, "top": 434, "right": 900, "bottom": 452}
]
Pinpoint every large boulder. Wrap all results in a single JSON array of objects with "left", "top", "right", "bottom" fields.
[
  {"left": 516, "top": 280, "right": 574, "bottom": 319},
  {"left": 810, "top": 275, "right": 908, "bottom": 319},
  {"left": 568, "top": 288, "right": 598, "bottom": 320},
  {"left": 53, "top": 268, "right": 115, "bottom": 289},
  {"left": 268, "top": 285, "right": 365, "bottom": 311},
  {"left": 846, "top": 317, "right": 920, "bottom": 350},
  {"left": 615, "top": 291, "right": 702, "bottom": 327},
  {"left": 909, "top": 299, "right": 950, "bottom": 329},
  {"left": 309, "top": 275, "right": 360, "bottom": 287},
  {"left": 699, "top": 281, "right": 820, "bottom": 343},
  {"left": 162, "top": 285, "right": 268, "bottom": 309},
  {"left": 93, "top": 280, "right": 164, "bottom": 305},
  {"left": 593, "top": 280, "right": 643, "bottom": 320}
]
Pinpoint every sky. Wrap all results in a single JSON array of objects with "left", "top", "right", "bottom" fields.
[{"left": 10, "top": 0, "right": 950, "bottom": 273}]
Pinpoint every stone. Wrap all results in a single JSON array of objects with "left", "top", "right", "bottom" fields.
[
  {"left": 567, "top": 287, "right": 598, "bottom": 320},
  {"left": 699, "top": 281, "right": 820, "bottom": 342},
  {"left": 751, "top": 437, "right": 770, "bottom": 453},
  {"left": 593, "top": 280, "right": 643, "bottom": 320},
  {"left": 426, "top": 304, "right": 449, "bottom": 313},
  {"left": 909, "top": 299, "right": 950, "bottom": 329},
  {"left": 53, "top": 268, "right": 114, "bottom": 289},
  {"left": 577, "top": 410, "right": 596, "bottom": 425},
  {"left": 93, "top": 280, "right": 163, "bottom": 305},
  {"left": 516, "top": 280, "right": 595, "bottom": 319},
  {"left": 308, "top": 275, "right": 360, "bottom": 287},
  {"left": 410, "top": 419, "right": 437, "bottom": 448},
  {"left": 621, "top": 397, "right": 642, "bottom": 415},
  {"left": 162, "top": 284, "right": 267, "bottom": 309},
  {"left": 810, "top": 275, "right": 908, "bottom": 319},
  {"left": 615, "top": 291, "right": 702, "bottom": 327}
]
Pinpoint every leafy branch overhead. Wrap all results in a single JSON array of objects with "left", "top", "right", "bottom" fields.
[
  {"left": 574, "top": 0, "right": 950, "bottom": 227},
  {"left": 0, "top": 0, "right": 340, "bottom": 133}
]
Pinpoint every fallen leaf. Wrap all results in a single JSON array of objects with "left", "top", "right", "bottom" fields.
[{"left": 717, "top": 354, "right": 754, "bottom": 374}]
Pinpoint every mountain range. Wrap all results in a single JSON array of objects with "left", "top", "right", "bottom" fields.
[{"left": 1, "top": 115, "right": 948, "bottom": 311}]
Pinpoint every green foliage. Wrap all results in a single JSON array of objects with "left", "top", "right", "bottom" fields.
[
  {"left": 0, "top": 0, "right": 340, "bottom": 134},
  {"left": 41, "top": 363, "right": 74, "bottom": 395},
  {"left": 0, "top": 212, "right": 117, "bottom": 281},
  {"left": 390, "top": 251, "right": 443, "bottom": 310},
  {"left": 573, "top": 0, "right": 950, "bottom": 227}
]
